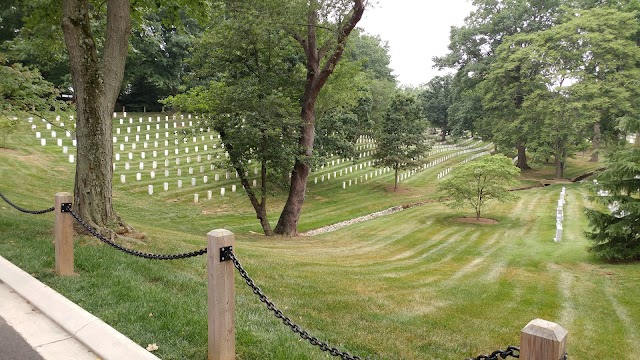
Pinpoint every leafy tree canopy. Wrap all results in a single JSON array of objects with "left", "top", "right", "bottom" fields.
[{"left": 438, "top": 154, "right": 520, "bottom": 220}]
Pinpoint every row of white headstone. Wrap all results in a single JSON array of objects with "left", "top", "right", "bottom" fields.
[
  {"left": 339, "top": 167, "right": 394, "bottom": 189},
  {"left": 399, "top": 142, "right": 492, "bottom": 182},
  {"left": 117, "top": 167, "right": 244, "bottom": 182},
  {"left": 437, "top": 151, "right": 490, "bottom": 180},
  {"left": 114, "top": 113, "right": 193, "bottom": 121},
  {"left": 32, "top": 125, "right": 77, "bottom": 163},
  {"left": 145, "top": 182, "right": 238, "bottom": 199},
  {"left": 113, "top": 132, "right": 220, "bottom": 144},
  {"left": 554, "top": 187, "right": 566, "bottom": 242}
]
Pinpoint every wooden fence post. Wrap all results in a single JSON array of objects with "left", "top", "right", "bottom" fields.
[
  {"left": 54, "top": 192, "right": 74, "bottom": 276},
  {"left": 207, "top": 229, "right": 235, "bottom": 360},
  {"left": 520, "top": 318, "right": 568, "bottom": 360}
]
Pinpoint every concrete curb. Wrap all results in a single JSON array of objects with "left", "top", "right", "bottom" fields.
[{"left": 0, "top": 256, "right": 161, "bottom": 360}]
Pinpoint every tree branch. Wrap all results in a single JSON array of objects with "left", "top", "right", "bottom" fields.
[{"left": 314, "top": 0, "right": 365, "bottom": 92}]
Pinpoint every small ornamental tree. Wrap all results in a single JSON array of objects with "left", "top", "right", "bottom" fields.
[
  {"left": 373, "top": 92, "right": 430, "bottom": 190},
  {"left": 585, "top": 148, "right": 640, "bottom": 261},
  {"left": 438, "top": 154, "right": 520, "bottom": 220}
]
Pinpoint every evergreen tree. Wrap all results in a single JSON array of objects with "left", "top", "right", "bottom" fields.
[{"left": 585, "top": 148, "right": 640, "bottom": 261}]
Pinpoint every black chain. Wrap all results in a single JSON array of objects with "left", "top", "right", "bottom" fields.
[
  {"left": 0, "top": 192, "right": 55, "bottom": 214},
  {"left": 466, "top": 346, "right": 519, "bottom": 360},
  {"left": 68, "top": 209, "right": 207, "bottom": 260},
  {"left": 466, "top": 347, "right": 568, "bottom": 360},
  {"left": 228, "top": 251, "right": 365, "bottom": 360}
]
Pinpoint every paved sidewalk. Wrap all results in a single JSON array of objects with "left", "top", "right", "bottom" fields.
[
  {"left": 0, "top": 256, "right": 161, "bottom": 360},
  {"left": 0, "top": 280, "right": 96, "bottom": 360},
  {"left": 0, "top": 314, "right": 45, "bottom": 360}
]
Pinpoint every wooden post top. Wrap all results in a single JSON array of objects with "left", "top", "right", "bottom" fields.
[
  {"left": 520, "top": 318, "right": 568, "bottom": 360},
  {"left": 522, "top": 319, "right": 568, "bottom": 342}
]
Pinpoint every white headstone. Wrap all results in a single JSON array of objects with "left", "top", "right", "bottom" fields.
[
  {"left": 164, "top": 182, "right": 168, "bottom": 191},
  {"left": 148, "top": 185, "right": 153, "bottom": 195},
  {"left": 136, "top": 173, "right": 141, "bottom": 181},
  {"left": 221, "top": 187, "right": 225, "bottom": 196},
  {"left": 121, "top": 175, "right": 126, "bottom": 183},
  {"left": 69, "top": 154, "right": 74, "bottom": 163}
]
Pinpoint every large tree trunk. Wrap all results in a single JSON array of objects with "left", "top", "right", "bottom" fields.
[
  {"left": 440, "top": 128, "right": 446, "bottom": 142},
  {"left": 274, "top": 97, "right": 316, "bottom": 236},
  {"left": 590, "top": 121, "right": 601, "bottom": 162},
  {"left": 274, "top": 0, "right": 364, "bottom": 236},
  {"left": 515, "top": 144, "right": 530, "bottom": 170},
  {"left": 61, "top": 0, "right": 131, "bottom": 233}
]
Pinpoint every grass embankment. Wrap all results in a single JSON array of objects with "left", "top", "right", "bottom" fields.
[{"left": 1, "top": 117, "right": 639, "bottom": 359}]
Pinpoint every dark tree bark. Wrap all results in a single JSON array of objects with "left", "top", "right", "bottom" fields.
[
  {"left": 394, "top": 164, "right": 399, "bottom": 191},
  {"left": 590, "top": 121, "right": 601, "bottom": 162},
  {"left": 274, "top": 0, "right": 365, "bottom": 236},
  {"left": 515, "top": 144, "right": 530, "bottom": 170},
  {"left": 233, "top": 135, "right": 274, "bottom": 236},
  {"left": 61, "top": 0, "right": 131, "bottom": 233}
]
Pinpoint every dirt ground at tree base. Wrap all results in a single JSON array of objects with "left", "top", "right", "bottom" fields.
[{"left": 455, "top": 217, "right": 499, "bottom": 225}]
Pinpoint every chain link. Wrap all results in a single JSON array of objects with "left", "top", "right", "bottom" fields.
[
  {"left": 466, "top": 347, "right": 568, "bottom": 360},
  {"left": 69, "top": 209, "right": 207, "bottom": 260},
  {"left": 0, "top": 192, "right": 55, "bottom": 214},
  {"left": 228, "top": 251, "right": 365, "bottom": 360},
  {"left": 466, "top": 346, "right": 519, "bottom": 360}
]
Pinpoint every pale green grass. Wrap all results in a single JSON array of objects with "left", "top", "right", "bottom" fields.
[{"left": 1, "top": 116, "right": 638, "bottom": 359}]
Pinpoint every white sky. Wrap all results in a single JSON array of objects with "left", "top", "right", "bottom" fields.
[{"left": 358, "top": 0, "right": 476, "bottom": 87}]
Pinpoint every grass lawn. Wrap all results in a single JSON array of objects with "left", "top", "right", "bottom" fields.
[{"left": 1, "top": 116, "right": 639, "bottom": 359}]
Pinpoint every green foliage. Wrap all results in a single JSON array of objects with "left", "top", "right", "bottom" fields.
[
  {"left": 418, "top": 75, "right": 453, "bottom": 140},
  {"left": 480, "top": 6, "right": 640, "bottom": 173},
  {"left": 586, "top": 148, "right": 640, "bottom": 261},
  {"left": 120, "top": 8, "right": 201, "bottom": 111},
  {"left": 438, "top": 155, "right": 520, "bottom": 219},
  {"left": 0, "top": 55, "right": 63, "bottom": 114},
  {"left": 373, "top": 92, "right": 430, "bottom": 189},
  {"left": 435, "top": 0, "right": 563, "bottom": 148}
]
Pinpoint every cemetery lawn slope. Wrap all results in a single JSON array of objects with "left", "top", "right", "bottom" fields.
[{"left": 1, "top": 120, "right": 639, "bottom": 359}]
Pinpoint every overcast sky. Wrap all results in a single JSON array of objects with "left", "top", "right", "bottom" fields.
[{"left": 358, "top": 0, "right": 475, "bottom": 87}]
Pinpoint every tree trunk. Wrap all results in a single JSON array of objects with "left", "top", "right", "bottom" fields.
[
  {"left": 237, "top": 165, "right": 273, "bottom": 236},
  {"left": 274, "top": 97, "right": 316, "bottom": 236},
  {"left": 274, "top": 0, "right": 364, "bottom": 236},
  {"left": 394, "top": 165, "right": 399, "bottom": 190},
  {"left": 61, "top": 0, "right": 131, "bottom": 234},
  {"left": 590, "top": 121, "right": 601, "bottom": 162},
  {"left": 554, "top": 158, "right": 564, "bottom": 178},
  {"left": 476, "top": 208, "right": 481, "bottom": 221},
  {"left": 440, "top": 128, "right": 446, "bottom": 142},
  {"left": 516, "top": 144, "right": 530, "bottom": 170}
]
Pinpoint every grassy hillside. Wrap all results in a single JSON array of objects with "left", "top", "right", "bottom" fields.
[{"left": 1, "top": 115, "right": 638, "bottom": 359}]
